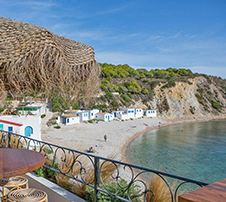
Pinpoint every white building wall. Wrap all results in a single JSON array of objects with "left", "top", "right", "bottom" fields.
[
  {"left": 116, "top": 113, "right": 128, "bottom": 120},
  {"left": 135, "top": 108, "right": 143, "bottom": 118},
  {"left": 18, "top": 103, "right": 46, "bottom": 116},
  {"left": 81, "top": 112, "right": 89, "bottom": 122},
  {"left": 65, "top": 117, "right": 80, "bottom": 126},
  {"left": 88, "top": 109, "right": 99, "bottom": 120},
  {"left": 95, "top": 114, "right": 105, "bottom": 121},
  {"left": 126, "top": 108, "right": 135, "bottom": 119},
  {"left": 95, "top": 113, "right": 113, "bottom": 122},
  {"left": 145, "top": 110, "right": 157, "bottom": 118},
  {"left": 0, "top": 115, "right": 41, "bottom": 140}
]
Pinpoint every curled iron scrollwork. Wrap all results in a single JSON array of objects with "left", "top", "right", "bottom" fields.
[{"left": 0, "top": 130, "right": 208, "bottom": 202}]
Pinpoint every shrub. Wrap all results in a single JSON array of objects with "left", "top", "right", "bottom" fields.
[
  {"left": 41, "top": 114, "right": 46, "bottom": 119},
  {"left": 117, "top": 86, "right": 127, "bottom": 94},
  {"left": 86, "top": 179, "right": 140, "bottom": 202},
  {"left": 0, "top": 108, "right": 4, "bottom": 113},
  {"left": 92, "top": 105, "right": 107, "bottom": 112},
  {"left": 120, "top": 94, "right": 131, "bottom": 103},
  {"left": 110, "top": 100, "right": 119, "bottom": 111},
  {"left": 88, "top": 120, "right": 93, "bottom": 123},
  {"left": 142, "top": 88, "right": 150, "bottom": 95},
  {"left": 150, "top": 81, "right": 158, "bottom": 90},
  {"left": 124, "top": 81, "right": 141, "bottom": 93},
  {"left": 54, "top": 125, "right": 61, "bottom": 129},
  {"left": 34, "top": 165, "right": 56, "bottom": 179},
  {"left": 197, "top": 88, "right": 204, "bottom": 94},
  {"left": 195, "top": 94, "right": 204, "bottom": 105},
  {"left": 161, "top": 80, "right": 176, "bottom": 89},
  {"left": 211, "top": 100, "right": 222, "bottom": 110},
  {"left": 221, "top": 86, "right": 226, "bottom": 91},
  {"left": 51, "top": 95, "right": 68, "bottom": 112},
  {"left": 105, "top": 92, "right": 114, "bottom": 101}
]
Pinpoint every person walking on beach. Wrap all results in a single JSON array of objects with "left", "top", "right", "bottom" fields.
[{"left": 104, "top": 134, "right": 107, "bottom": 142}]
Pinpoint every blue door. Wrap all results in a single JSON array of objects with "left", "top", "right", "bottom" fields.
[
  {"left": 8, "top": 127, "right": 13, "bottom": 132},
  {"left": 0, "top": 124, "right": 3, "bottom": 130},
  {"left": 108, "top": 116, "right": 110, "bottom": 121},
  {"left": 25, "top": 126, "right": 33, "bottom": 137}
]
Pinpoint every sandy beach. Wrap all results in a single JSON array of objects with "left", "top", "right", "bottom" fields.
[{"left": 41, "top": 117, "right": 198, "bottom": 161}]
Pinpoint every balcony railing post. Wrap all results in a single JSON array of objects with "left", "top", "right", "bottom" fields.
[
  {"left": 8, "top": 132, "right": 11, "bottom": 148},
  {"left": 94, "top": 157, "right": 100, "bottom": 202}
]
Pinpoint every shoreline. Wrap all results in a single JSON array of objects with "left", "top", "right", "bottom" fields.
[
  {"left": 41, "top": 116, "right": 226, "bottom": 162},
  {"left": 122, "top": 116, "right": 226, "bottom": 164}
]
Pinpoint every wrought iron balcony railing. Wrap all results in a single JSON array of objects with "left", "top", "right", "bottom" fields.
[{"left": 0, "top": 130, "right": 208, "bottom": 202}]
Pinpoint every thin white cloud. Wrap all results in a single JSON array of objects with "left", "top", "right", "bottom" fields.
[
  {"left": 18, "top": 1, "right": 56, "bottom": 8},
  {"left": 74, "top": 5, "right": 129, "bottom": 19},
  {"left": 170, "top": 31, "right": 183, "bottom": 39},
  {"left": 96, "top": 6, "right": 128, "bottom": 16}
]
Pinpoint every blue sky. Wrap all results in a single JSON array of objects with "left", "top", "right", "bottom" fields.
[{"left": 1, "top": 0, "right": 226, "bottom": 78}]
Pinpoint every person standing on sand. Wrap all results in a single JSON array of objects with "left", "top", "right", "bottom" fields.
[{"left": 104, "top": 134, "right": 107, "bottom": 142}]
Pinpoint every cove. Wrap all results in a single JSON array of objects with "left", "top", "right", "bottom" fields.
[{"left": 126, "top": 120, "right": 226, "bottom": 184}]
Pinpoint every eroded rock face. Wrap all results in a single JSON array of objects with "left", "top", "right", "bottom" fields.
[
  {"left": 144, "top": 77, "right": 226, "bottom": 119},
  {"left": 0, "top": 17, "right": 100, "bottom": 101}
]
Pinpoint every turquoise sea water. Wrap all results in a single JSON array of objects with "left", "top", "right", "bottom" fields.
[{"left": 126, "top": 120, "right": 226, "bottom": 184}]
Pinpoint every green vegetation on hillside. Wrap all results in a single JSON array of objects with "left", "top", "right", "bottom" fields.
[{"left": 97, "top": 63, "right": 196, "bottom": 111}]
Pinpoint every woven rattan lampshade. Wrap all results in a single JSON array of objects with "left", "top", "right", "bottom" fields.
[{"left": 0, "top": 17, "right": 100, "bottom": 101}]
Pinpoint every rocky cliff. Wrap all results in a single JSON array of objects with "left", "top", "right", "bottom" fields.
[
  {"left": 142, "top": 76, "right": 226, "bottom": 119},
  {"left": 90, "top": 64, "right": 226, "bottom": 120}
]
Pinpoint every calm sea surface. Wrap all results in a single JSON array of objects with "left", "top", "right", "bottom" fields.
[{"left": 126, "top": 120, "right": 226, "bottom": 184}]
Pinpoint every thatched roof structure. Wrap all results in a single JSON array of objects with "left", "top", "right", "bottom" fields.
[{"left": 0, "top": 17, "right": 100, "bottom": 101}]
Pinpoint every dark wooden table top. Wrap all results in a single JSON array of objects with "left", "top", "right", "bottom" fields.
[
  {"left": 178, "top": 178, "right": 226, "bottom": 202},
  {"left": 0, "top": 148, "right": 45, "bottom": 179}
]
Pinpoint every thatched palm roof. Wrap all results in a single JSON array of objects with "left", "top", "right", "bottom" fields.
[{"left": 0, "top": 17, "right": 100, "bottom": 101}]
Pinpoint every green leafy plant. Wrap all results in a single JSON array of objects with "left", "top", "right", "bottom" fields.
[
  {"left": 54, "top": 125, "right": 61, "bottom": 129},
  {"left": 211, "top": 100, "right": 222, "bottom": 110},
  {"left": 120, "top": 94, "right": 131, "bottom": 103},
  {"left": 41, "top": 114, "right": 46, "bottom": 119},
  {"left": 86, "top": 179, "right": 140, "bottom": 202},
  {"left": 142, "top": 88, "right": 150, "bottom": 94},
  {"left": 161, "top": 80, "right": 176, "bottom": 89},
  {"left": 0, "top": 108, "right": 4, "bottom": 113}
]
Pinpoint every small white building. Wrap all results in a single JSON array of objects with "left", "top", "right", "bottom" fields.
[
  {"left": 18, "top": 103, "right": 46, "bottom": 116},
  {"left": 119, "top": 107, "right": 135, "bottom": 119},
  {"left": 115, "top": 112, "right": 128, "bottom": 120},
  {"left": 76, "top": 111, "right": 89, "bottom": 122},
  {"left": 88, "top": 109, "right": 99, "bottom": 120},
  {"left": 95, "top": 113, "right": 114, "bottom": 122},
  {"left": 144, "top": 110, "right": 157, "bottom": 118},
  {"left": 135, "top": 108, "right": 143, "bottom": 119},
  {"left": 57, "top": 114, "right": 80, "bottom": 125},
  {"left": 0, "top": 115, "right": 41, "bottom": 140}
]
